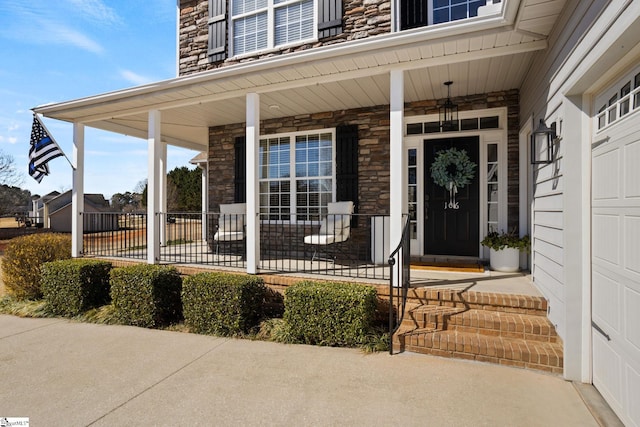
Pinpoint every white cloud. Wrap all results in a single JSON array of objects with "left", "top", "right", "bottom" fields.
[
  {"left": 0, "top": 135, "right": 18, "bottom": 145},
  {"left": 39, "top": 19, "right": 104, "bottom": 54},
  {"left": 65, "top": 0, "right": 122, "bottom": 26},
  {"left": 119, "top": 70, "right": 154, "bottom": 86},
  {"left": 0, "top": 2, "right": 104, "bottom": 54}
]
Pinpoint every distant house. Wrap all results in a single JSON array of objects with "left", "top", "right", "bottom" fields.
[
  {"left": 38, "top": 191, "right": 117, "bottom": 233},
  {"left": 31, "top": 191, "right": 61, "bottom": 224}
]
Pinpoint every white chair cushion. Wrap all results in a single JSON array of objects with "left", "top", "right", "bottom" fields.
[
  {"left": 327, "top": 201, "right": 354, "bottom": 214},
  {"left": 319, "top": 215, "right": 340, "bottom": 235},
  {"left": 304, "top": 234, "right": 337, "bottom": 245},
  {"left": 214, "top": 231, "right": 245, "bottom": 241},
  {"left": 219, "top": 214, "right": 244, "bottom": 232},
  {"left": 220, "top": 203, "right": 246, "bottom": 214}
]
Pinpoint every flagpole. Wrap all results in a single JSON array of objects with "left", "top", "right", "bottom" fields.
[{"left": 32, "top": 113, "right": 76, "bottom": 170}]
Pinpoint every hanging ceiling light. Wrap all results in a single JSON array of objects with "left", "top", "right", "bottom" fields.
[{"left": 439, "top": 81, "right": 458, "bottom": 132}]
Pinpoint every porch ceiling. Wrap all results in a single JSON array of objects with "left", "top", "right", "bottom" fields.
[{"left": 34, "top": 0, "right": 566, "bottom": 150}]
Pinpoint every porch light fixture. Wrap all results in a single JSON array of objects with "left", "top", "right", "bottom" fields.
[
  {"left": 530, "top": 119, "right": 556, "bottom": 164},
  {"left": 439, "top": 81, "right": 458, "bottom": 132}
]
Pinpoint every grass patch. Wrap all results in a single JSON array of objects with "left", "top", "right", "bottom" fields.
[
  {"left": 0, "top": 296, "right": 53, "bottom": 318},
  {"left": 79, "top": 304, "right": 120, "bottom": 324},
  {"left": 359, "top": 327, "right": 390, "bottom": 353},
  {"left": 167, "top": 239, "right": 193, "bottom": 246}
]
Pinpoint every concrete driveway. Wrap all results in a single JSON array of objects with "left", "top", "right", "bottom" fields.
[{"left": 0, "top": 315, "right": 599, "bottom": 426}]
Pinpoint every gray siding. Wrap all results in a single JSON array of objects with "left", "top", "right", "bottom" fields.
[{"left": 519, "top": 0, "right": 607, "bottom": 339}]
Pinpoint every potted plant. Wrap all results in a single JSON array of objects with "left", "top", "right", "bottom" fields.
[{"left": 481, "top": 230, "right": 530, "bottom": 272}]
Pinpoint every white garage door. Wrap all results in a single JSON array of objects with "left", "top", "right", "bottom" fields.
[{"left": 592, "top": 114, "right": 640, "bottom": 426}]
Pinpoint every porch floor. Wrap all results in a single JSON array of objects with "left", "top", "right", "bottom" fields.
[{"left": 409, "top": 269, "right": 541, "bottom": 296}]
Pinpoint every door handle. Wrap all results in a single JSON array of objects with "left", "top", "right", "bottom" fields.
[{"left": 592, "top": 321, "right": 611, "bottom": 341}]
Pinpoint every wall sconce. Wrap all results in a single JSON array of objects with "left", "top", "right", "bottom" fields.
[
  {"left": 530, "top": 119, "right": 556, "bottom": 164},
  {"left": 439, "top": 81, "right": 458, "bottom": 131}
]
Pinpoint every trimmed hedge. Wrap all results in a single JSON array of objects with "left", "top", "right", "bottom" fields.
[
  {"left": 283, "top": 281, "right": 378, "bottom": 346},
  {"left": 182, "top": 272, "right": 266, "bottom": 336},
  {"left": 110, "top": 265, "right": 182, "bottom": 328},
  {"left": 41, "top": 259, "right": 112, "bottom": 317},
  {"left": 1, "top": 233, "right": 72, "bottom": 300}
]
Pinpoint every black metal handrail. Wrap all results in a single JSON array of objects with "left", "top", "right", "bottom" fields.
[{"left": 388, "top": 215, "right": 411, "bottom": 355}]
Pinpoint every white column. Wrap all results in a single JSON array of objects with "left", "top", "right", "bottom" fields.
[
  {"left": 390, "top": 70, "right": 405, "bottom": 254},
  {"left": 246, "top": 93, "right": 260, "bottom": 274},
  {"left": 43, "top": 203, "right": 50, "bottom": 228},
  {"left": 518, "top": 121, "right": 533, "bottom": 270},
  {"left": 31, "top": 199, "right": 38, "bottom": 221},
  {"left": 147, "top": 110, "right": 162, "bottom": 264},
  {"left": 160, "top": 142, "right": 167, "bottom": 246},
  {"left": 563, "top": 94, "right": 591, "bottom": 382},
  {"left": 72, "top": 122, "right": 85, "bottom": 258},
  {"left": 201, "top": 162, "right": 209, "bottom": 242}
]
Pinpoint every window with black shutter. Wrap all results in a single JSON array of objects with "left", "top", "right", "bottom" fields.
[
  {"left": 318, "top": 0, "right": 343, "bottom": 38},
  {"left": 336, "top": 124, "right": 358, "bottom": 218},
  {"left": 208, "top": 0, "right": 227, "bottom": 62},
  {"left": 400, "top": 0, "right": 428, "bottom": 30},
  {"left": 234, "top": 136, "right": 246, "bottom": 203}
]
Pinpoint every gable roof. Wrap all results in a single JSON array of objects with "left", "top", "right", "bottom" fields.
[{"left": 45, "top": 191, "right": 114, "bottom": 215}]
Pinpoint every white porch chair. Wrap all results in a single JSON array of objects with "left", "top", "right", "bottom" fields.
[
  {"left": 304, "top": 201, "right": 355, "bottom": 262},
  {"left": 214, "top": 203, "right": 246, "bottom": 256}
]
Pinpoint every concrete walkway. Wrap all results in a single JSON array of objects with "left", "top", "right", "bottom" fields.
[{"left": 0, "top": 315, "right": 598, "bottom": 427}]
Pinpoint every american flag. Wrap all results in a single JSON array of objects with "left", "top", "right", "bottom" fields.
[{"left": 28, "top": 114, "right": 64, "bottom": 183}]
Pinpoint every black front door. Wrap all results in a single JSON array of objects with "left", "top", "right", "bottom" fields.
[{"left": 424, "top": 137, "right": 480, "bottom": 256}]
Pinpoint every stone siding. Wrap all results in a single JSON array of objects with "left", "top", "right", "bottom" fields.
[
  {"left": 178, "top": 0, "right": 391, "bottom": 76},
  {"left": 208, "top": 89, "right": 520, "bottom": 252}
]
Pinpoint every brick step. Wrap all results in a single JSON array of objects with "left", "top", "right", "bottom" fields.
[
  {"left": 446, "top": 309, "right": 559, "bottom": 342},
  {"left": 402, "top": 307, "right": 559, "bottom": 343},
  {"left": 394, "top": 329, "right": 563, "bottom": 374},
  {"left": 401, "top": 305, "right": 465, "bottom": 330},
  {"left": 403, "top": 289, "right": 549, "bottom": 317}
]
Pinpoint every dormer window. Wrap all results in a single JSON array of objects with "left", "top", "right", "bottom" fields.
[
  {"left": 231, "top": 0, "right": 315, "bottom": 56},
  {"left": 400, "top": 0, "right": 501, "bottom": 30}
]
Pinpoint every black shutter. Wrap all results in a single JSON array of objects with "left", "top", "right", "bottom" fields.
[
  {"left": 318, "top": 0, "right": 343, "bottom": 38},
  {"left": 234, "top": 136, "right": 246, "bottom": 203},
  {"left": 208, "top": 0, "right": 227, "bottom": 62},
  {"left": 336, "top": 125, "right": 358, "bottom": 223},
  {"left": 400, "top": 0, "right": 428, "bottom": 30}
]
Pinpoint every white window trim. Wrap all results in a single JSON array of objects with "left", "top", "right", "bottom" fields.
[
  {"left": 403, "top": 107, "right": 508, "bottom": 258},
  {"left": 230, "top": 0, "right": 318, "bottom": 59},
  {"left": 594, "top": 64, "right": 640, "bottom": 133},
  {"left": 429, "top": 0, "right": 500, "bottom": 26},
  {"left": 259, "top": 128, "right": 336, "bottom": 224}
]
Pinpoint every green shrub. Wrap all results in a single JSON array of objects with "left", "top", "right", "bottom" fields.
[
  {"left": 1, "top": 233, "right": 72, "bottom": 300},
  {"left": 283, "top": 281, "right": 378, "bottom": 346},
  {"left": 110, "top": 265, "right": 182, "bottom": 328},
  {"left": 41, "top": 259, "right": 112, "bottom": 317},
  {"left": 182, "top": 272, "right": 266, "bottom": 336}
]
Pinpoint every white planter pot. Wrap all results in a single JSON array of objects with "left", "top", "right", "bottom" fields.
[{"left": 489, "top": 248, "right": 520, "bottom": 272}]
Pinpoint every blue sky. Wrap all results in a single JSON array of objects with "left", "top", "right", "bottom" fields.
[{"left": 0, "top": 0, "right": 199, "bottom": 200}]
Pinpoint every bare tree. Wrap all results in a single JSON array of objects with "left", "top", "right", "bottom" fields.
[{"left": 0, "top": 149, "right": 22, "bottom": 186}]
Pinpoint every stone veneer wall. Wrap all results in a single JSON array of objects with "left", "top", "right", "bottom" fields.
[
  {"left": 208, "top": 89, "right": 519, "bottom": 245},
  {"left": 179, "top": 0, "right": 391, "bottom": 75}
]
